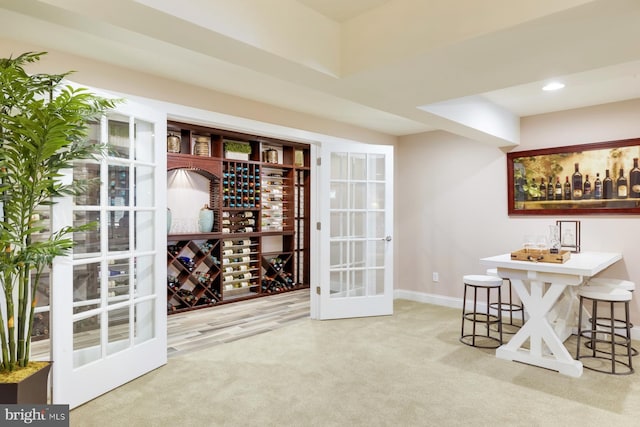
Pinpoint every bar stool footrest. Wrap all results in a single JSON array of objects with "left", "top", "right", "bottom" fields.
[{"left": 460, "top": 335, "right": 501, "bottom": 349}]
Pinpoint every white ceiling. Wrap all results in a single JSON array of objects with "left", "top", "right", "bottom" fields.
[
  {"left": 1, "top": 0, "right": 639, "bottom": 146},
  {"left": 297, "top": 0, "right": 390, "bottom": 22}
]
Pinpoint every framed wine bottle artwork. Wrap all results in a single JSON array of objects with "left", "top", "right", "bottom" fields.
[{"left": 507, "top": 137, "right": 640, "bottom": 215}]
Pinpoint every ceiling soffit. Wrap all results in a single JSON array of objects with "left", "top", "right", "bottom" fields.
[{"left": 6, "top": 0, "right": 639, "bottom": 144}]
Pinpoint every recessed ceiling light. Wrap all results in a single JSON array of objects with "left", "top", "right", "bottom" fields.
[{"left": 542, "top": 82, "right": 565, "bottom": 91}]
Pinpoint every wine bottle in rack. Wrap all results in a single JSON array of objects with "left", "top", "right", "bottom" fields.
[
  {"left": 571, "top": 163, "right": 583, "bottom": 199},
  {"left": 617, "top": 168, "right": 628, "bottom": 199},
  {"left": 630, "top": 158, "right": 640, "bottom": 198},
  {"left": 603, "top": 169, "right": 613, "bottom": 199}
]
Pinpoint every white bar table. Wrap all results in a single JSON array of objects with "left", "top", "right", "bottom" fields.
[{"left": 480, "top": 251, "right": 622, "bottom": 377}]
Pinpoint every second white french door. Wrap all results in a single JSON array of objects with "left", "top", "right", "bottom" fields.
[
  {"left": 314, "top": 141, "right": 394, "bottom": 320},
  {"left": 51, "top": 97, "right": 167, "bottom": 408}
]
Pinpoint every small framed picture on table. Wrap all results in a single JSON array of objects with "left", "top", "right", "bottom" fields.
[{"left": 557, "top": 220, "right": 581, "bottom": 253}]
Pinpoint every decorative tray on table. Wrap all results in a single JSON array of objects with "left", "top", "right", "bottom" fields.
[{"left": 510, "top": 249, "right": 571, "bottom": 264}]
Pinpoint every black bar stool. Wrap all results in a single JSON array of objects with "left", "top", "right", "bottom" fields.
[
  {"left": 576, "top": 285, "right": 634, "bottom": 375},
  {"left": 585, "top": 278, "right": 637, "bottom": 356},
  {"left": 460, "top": 275, "right": 504, "bottom": 348}
]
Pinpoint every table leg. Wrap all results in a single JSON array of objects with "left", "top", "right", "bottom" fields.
[{"left": 495, "top": 278, "right": 583, "bottom": 377}]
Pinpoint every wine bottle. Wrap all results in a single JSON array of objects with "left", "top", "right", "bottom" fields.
[
  {"left": 554, "top": 177, "right": 562, "bottom": 200},
  {"left": 603, "top": 169, "right": 613, "bottom": 199},
  {"left": 563, "top": 176, "right": 571, "bottom": 200},
  {"left": 547, "top": 176, "right": 555, "bottom": 200},
  {"left": 539, "top": 178, "right": 547, "bottom": 201},
  {"left": 630, "top": 158, "right": 640, "bottom": 198},
  {"left": 571, "top": 163, "right": 583, "bottom": 199},
  {"left": 617, "top": 168, "right": 628, "bottom": 199},
  {"left": 583, "top": 175, "right": 592, "bottom": 199},
  {"left": 593, "top": 173, "right": 602, "bottom": 199}
]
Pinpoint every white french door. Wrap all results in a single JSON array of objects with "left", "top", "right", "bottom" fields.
[
  {"left": 51, "top": 99, "right": 167, "bottom": 408},
  {"left": 314, "top": 141, "right": 394, "bottom": 319}
]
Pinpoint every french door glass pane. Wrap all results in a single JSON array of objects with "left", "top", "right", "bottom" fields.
[
  {"left": 367, "top": 212, "right": 385, "bottom": 238},
  {"left": 72, "top": 263, "right": 100, "bottom": 305},
  {"left": 351, "top": 241, "right": 365, "bottom": 266},
  {"left": 330, "top": 212, "right": 347, "bottom": 238},
  {"left": 135, "top": 211, "right": 155, "bottom": 251},
  {"left": 87, "top": 120, "right": 100, "bottom": 145},
  {"left": 368, "top": 183, "right": 385, "bottom": 209},
  {"left": 73, "top": 315, "right": 101, "bottom": 368},
  {"left": 330, "top": 271, "right": 343, "bottom": 294},
  {"left": 330, "top": 182, "right": 347, "bottom": 209},
  {"left": 109, "top": 210, "right": 129, "bottom": 252},
  {"left": 134, "top": 119, "right": 154, "bottom": 162},
  {"left": 350, "top": 212, "right": 366, "bottom": 237},
  {"left": 108, "top": 259, "right": 129, "bottom": 304},
  {"left": 134, "top": 300, "right": 155, "bottom": 344},
  {"left": 350, "top": 153, "right": 366, "bottom": 180},
  {"left": 74, "top": 161, "right": 101, "bottom": 206},
  {"left": 73, "top": 211, "right": 101, "bottom": 256},
  {"left": 368, "top": 241, "right": 385, "bottom": 267},
  {"left": 329, "top": 241, "right": 347, "bottom": 268},
  {"left": 135, "top": 165, "right": 155, "bottom": 206},
  {"left": 107, "top": 307, "right": 129, "bottom": 355},
  {"left": 108, "top": 116, "right": 130, "bottom": 158},
  {"left": 350, "top": 182, "right": 366, "bottom": 209},
  {"left": 135, "top": 255, "right": 155, "bottom": 297},
  {"left": 369, "top": 269, "right": 385, "bottom": 295},
  {"left": 368, "top": 154, "right": 385, "bottom": 180},
  {"left": 351, "top": 270, "right": 365, "bottom": 296},
  {"left": 109, "top": 165, "right": 129, "bottom": 207},
  {"left": 331, "top": 153, "right": 347, "bottom": 179}
]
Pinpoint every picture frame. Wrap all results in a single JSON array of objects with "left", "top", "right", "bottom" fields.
[
  {"left": 507, "top": 138, "right": 640, "bottom": 215},
  {"left": 557, "top": 220, "right": 580, "bottom": 253}
]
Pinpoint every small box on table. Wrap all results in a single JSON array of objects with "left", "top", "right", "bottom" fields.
[{"left": 510, "top": 249, "right": 571, "bottom": 263}]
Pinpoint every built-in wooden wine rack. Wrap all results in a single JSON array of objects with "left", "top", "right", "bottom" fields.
[{"left": 166, "top": 121, "right": 310, "bottom": 314}]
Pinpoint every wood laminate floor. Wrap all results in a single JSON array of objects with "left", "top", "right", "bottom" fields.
[
  {"left": 31, "top": 288, "right": 311, "bottom": 360},
  {"left": 167, "top": 288, "right": 310, "bottom": 357}
]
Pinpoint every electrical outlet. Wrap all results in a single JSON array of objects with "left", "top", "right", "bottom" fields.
[{"left": 432, "top": 272, "right": 439, "bottom": 282}]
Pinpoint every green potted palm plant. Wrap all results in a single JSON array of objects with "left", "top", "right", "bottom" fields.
[{"left": 0, "top": 52, "right": 117, "bottom": 403}]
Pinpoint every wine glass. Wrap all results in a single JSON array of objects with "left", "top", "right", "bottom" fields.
[
  {"left": 523, "top": 235, "right": 536, "bottom": 253},
  {"left": 536, "top": 235, "right": 548, "bottom": 256},
  {"left": 548, "top": 225, "right": 561, "bottom": 253}
]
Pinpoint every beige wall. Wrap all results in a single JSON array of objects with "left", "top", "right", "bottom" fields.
[{"left": 397, "top": 98, "right": 640, "bottom": 325}]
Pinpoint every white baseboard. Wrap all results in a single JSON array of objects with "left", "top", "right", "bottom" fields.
[{"left": 394, "top": 289, "right": 640, "bottom": 341}]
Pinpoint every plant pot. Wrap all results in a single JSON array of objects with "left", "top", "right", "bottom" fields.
[
  {"left": 225, "top": 151, "right": 249, "bottom": 161},
  {"left": 0, "top": 361, "right": 51, "bottom": 404}
]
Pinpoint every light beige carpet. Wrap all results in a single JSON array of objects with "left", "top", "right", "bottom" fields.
[{"left": 71, "top": 299, "right": 640, "bottom": 426}]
